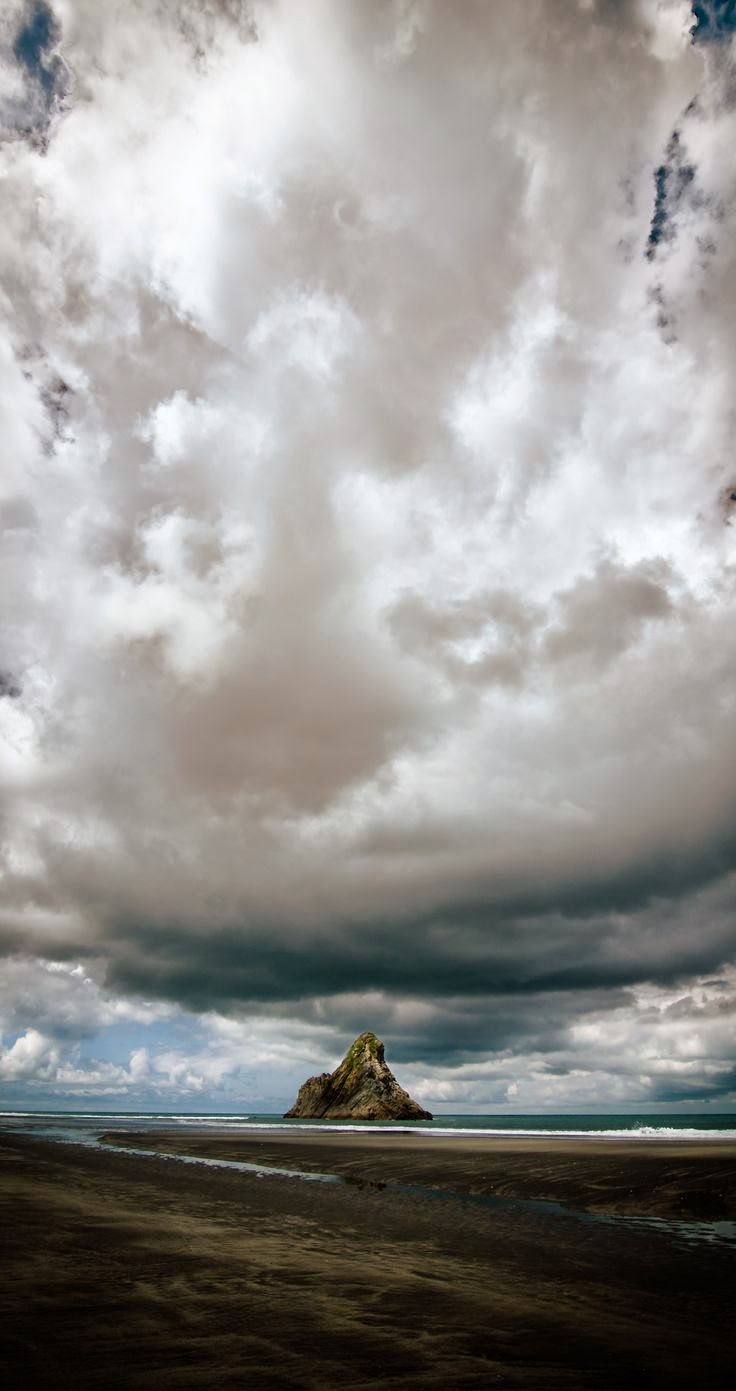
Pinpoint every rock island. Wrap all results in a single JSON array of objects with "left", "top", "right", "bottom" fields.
[{"left": 284, "top": 1030, "right": 433, "bottom": 1120}]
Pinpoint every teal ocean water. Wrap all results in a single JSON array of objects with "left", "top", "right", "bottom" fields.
[{"left": 2, "top": 1110, "right": 735, "bottom": 1143}]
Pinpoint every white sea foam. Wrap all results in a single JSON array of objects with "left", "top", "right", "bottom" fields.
[{"left": 195, "top": 1121, "right": 736, "bottom": 1141}]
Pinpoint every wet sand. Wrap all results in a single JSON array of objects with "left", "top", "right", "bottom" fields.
[
  {"left": 105, "top": 1128, "right": 736, "bottom": 1220},
  {"left": 1, "top": 1130, "right": 735, "bottom": 1390}
]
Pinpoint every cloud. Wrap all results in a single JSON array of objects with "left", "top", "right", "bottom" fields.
[
  {"left": 0, "top": 955, "right": 172, "bottom": 1040},
  {"left": 0, "top": 0, "right": 734, "bottom": 1107},
  {"left": 0, "top": 1027, "right": 59, "bottom": 1081}
]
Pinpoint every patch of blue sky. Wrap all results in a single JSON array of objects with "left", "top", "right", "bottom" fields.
[
  {"left": 692, "top": 1, "right": 736, "bottom": 41},
  {"left": 77, "top": 1015, "right": 208, "bottom": 1068},
  {"left": 13, "top": 2, "right": 59, "bottom": 92}
]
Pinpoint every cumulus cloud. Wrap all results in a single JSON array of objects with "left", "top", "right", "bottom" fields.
[
  {"left": 0, "top": 0, "right": 734, "bottom": 1107},
  {"left": 0, "top": 1027, "right": 59, "bottom": 1081}
]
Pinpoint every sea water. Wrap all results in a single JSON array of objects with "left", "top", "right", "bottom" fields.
[{"left": 2, "top": 1109, "right": 735, "bottom": 1145}]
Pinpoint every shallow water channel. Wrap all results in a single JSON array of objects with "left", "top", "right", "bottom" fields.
[{"left": 96, "top": 1135, "right": 736, "bottom": 1254}]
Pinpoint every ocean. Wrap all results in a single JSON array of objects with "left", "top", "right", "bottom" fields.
[{"left": 2, "top": 1110, "right": 736, "bottom": 1146}]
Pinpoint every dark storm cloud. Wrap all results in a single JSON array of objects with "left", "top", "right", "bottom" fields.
[{"left": 102, "top": 862, "right": 736, "bottom": 1034}]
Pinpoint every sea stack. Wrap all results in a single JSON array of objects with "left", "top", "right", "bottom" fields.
[{"left": 284, "top": 1031, "right": 433, "bottom": 1121}]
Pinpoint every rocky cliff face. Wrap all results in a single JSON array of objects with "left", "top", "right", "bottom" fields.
[{"left": 284, "top": 1031, "right": 433, "bottom": 1121}]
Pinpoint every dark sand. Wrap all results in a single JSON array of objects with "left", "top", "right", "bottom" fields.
[
  {"left": 105, "top": 1128, "right": 736, "bottom": 1220},
  {"left": 1, "top": 1130, "right": 735, "bottom": 1390}
]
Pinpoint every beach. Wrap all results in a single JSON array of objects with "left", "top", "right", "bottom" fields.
[
  {"left": 1, "top": 1129, "right": 734, "bottom": 1389},
  {"left": 104, "top": 1127, "right": 736, "bottom": 1220}
]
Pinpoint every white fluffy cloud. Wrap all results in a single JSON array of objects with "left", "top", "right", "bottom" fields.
[{"left": 0, "top": 1, "right": 734, "bottom": 1108}]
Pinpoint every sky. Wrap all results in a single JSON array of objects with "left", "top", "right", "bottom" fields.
[{"left": 0, "top": 0, "right": 735, "bottom": 1114}]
